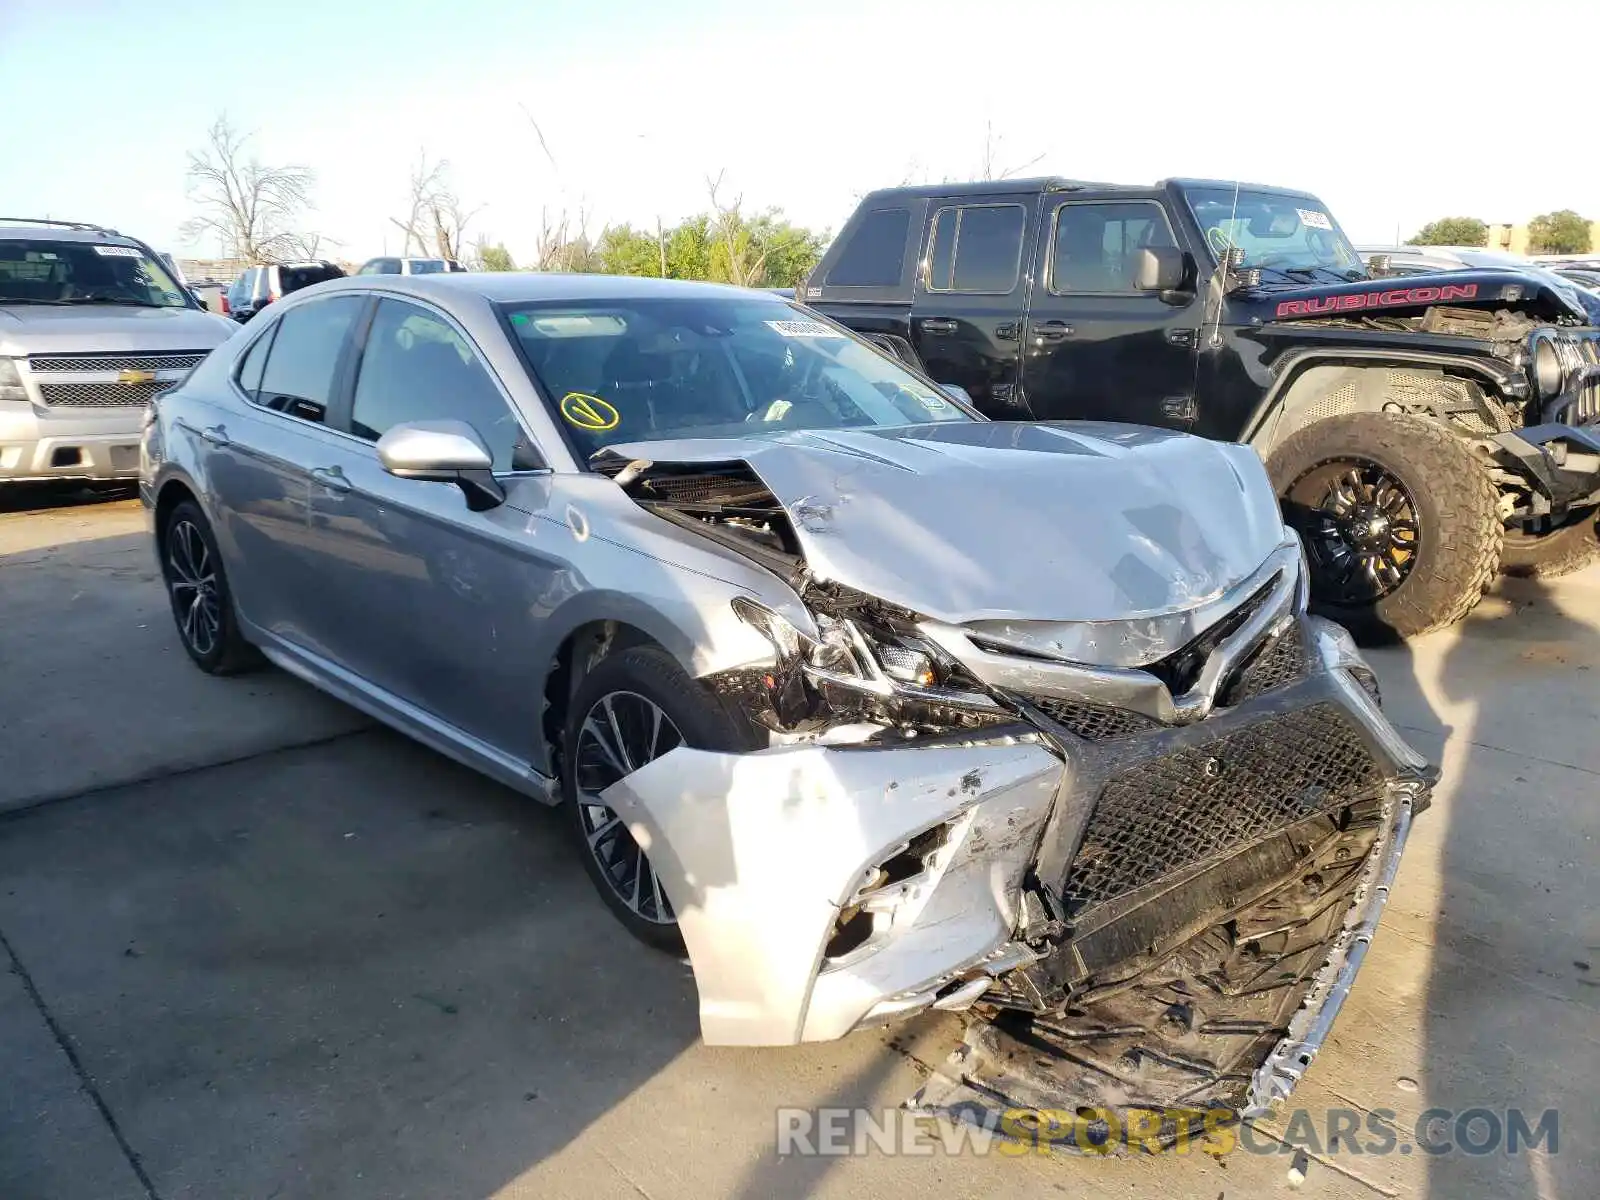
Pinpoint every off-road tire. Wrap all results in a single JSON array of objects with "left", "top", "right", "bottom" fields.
[
  {"left": 1501, "top": 507, "right": 1600, "bottom": 579},
  {"left": 1268, "top": 412, "right": 1502, "bottom": 641},
  {"left": 561, "top": 645, "right": 763, "bottom": 954},
  {"left": 159, "top": 500, "right": 263, "bottom": 675}
]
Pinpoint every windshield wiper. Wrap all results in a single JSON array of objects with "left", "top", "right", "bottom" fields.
[{"left": 0, "top": 296, "right": 76, "bottom": 305}]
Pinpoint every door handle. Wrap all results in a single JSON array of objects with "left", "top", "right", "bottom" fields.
[
  {"left": 310, "top": 465, "right": 352, "bottom": 494},
  {"left": 920, "top": 318, "right": 958, "bottom": 335},
  {"left": 994, "top": 321, "right": 1020, "bottom": 341},
  {"left": 1032, "top": 320, "right": 1073, "bottom": 344},
  {"left": 200, "top": 424, "right": 231, "bottom": 447},
  {"left": 1165, "top": 327, "right": 1199, "bottom": 348}
]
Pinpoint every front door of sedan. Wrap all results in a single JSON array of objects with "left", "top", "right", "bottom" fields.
[{"left": 304, "top": 295, "right": 562, "bottom": 759}]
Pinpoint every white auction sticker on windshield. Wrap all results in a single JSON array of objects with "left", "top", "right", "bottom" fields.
[
  {"left": 766, "top": 319, "right": 844, "bottom": 338},
  {"left": 1296, "top": 209, "right": 1333, "bottom": 231},
  {"left": 92, "top": 245, "right": 142, "bottom": 257}
]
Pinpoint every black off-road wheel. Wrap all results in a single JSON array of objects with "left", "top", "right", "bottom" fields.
[
  {"left": 159, "top": 500, "right": 262, "bottom": 674},
  {"left": 1268, "top": 412, "right": 1502, "bottom": 642},
  {"left": 1501, "top": 507, "right": 1600, "bottom": 579},
  {"left": 561, "top": 646, "right": 763, "bottom": 954}
]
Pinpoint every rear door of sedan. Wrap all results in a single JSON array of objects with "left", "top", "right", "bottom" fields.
[
  {"left": 302, "top": 293, "right": 563, "bottom": 761},
  {"left": 205, "top": 293, "right": 366, "bottom": 647}
]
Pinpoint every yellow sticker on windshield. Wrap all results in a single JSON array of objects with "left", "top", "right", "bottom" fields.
[{"left": 560, "top": 392, "right": 619, "bottom": 432}]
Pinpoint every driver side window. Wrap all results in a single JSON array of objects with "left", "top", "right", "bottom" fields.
[
  {"left": 1050, "top": 202, "right": 1176, "bottom": 294},
  {"left": 348, "top": 299, "right": 538, "bottom": 472}
]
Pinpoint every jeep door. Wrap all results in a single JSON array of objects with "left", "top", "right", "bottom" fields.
[
  {"left": 1021, "top": 199, "right": 1201, "bottom": 430},
  {"left": 909, "top": 198, "right": 1036, "bottom": 418}
]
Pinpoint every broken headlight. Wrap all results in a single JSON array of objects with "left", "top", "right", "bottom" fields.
[{"left": 731, "top": 597, "right": 1008, "bottom": 731}]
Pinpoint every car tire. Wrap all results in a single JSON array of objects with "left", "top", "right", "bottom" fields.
[
  {"left": 560, "top": 645, "right": 763, "bottom": 955},
  {"left": 1500, "top": 506, "right": 1600, "bottom": 579},
  {"left": 1268, "top": 412, "right": 1502, "bottom": 642},
  {"left": 159, "top": 499, "right": 262, "bottom": 675}
]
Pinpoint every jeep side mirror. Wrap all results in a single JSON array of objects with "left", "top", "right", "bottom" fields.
[{"left": 1134, "top": 246, "right": 1185, "bottom": 293}]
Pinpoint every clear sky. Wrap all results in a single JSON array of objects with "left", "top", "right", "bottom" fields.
[{"left": 2, "top": 0, "right": 1594, "bottom": 262}]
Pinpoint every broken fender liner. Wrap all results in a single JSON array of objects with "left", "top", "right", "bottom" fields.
[{"left": 907, "top": 787, "right": 1417, "bottom": 1143}]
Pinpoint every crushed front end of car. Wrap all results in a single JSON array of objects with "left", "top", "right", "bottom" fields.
[{"left": 593, "top": 422, "right": 1434, "bottom": 1133}]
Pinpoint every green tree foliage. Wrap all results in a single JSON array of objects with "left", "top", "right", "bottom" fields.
[
  {"left": 477, "top": 243, "right": 515, "bottom": 271},
  {"left": 1526, "top": 210, "right": 1593, "bottom": 254},
  {"left": 1410, "top": 217, "right": 1487, "bottom": 247},
  {"left": 585, "top": 211, "right": 826, "bottom": 286}
]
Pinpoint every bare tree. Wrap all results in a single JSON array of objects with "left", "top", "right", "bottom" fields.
[
  {"left": 390, "top": 153, "right": 482, "bottom": 261},
  {"left": 707, "top": 171, "right": 768, "bottom": 287},
  {"left": 531, "top": 205, "right": 595, "bottom": 272},
  {"left": 278, "top": 231, "right": 340, "bottom": 261},
  {"left": 977, "top": 120, "right": 1044, "bottom": 181},
  {"left": 181, "top": 116, "right": 316, "bottom": 263}
]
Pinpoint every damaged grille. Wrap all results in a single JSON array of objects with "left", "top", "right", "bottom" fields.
[
  {"left": 1063, "top": 703, "right": 1382, "bottom": 913},
  {"left": 1219, "top": 621, "right": 1308, "bottom": 706},
  {"left": 1032, "top": 699, "right": 1160, "bottom": 741}
]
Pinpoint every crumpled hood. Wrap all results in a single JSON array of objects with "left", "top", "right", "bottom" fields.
[
  {"left": 597, "top": 421, "right": 1288, "bottom": 624},
  {"left": 0, "top": 304, "right": 236, "bottom": 355},
  {"left": 1243, "top": 268, "right": 1590, "bottom": 325}
]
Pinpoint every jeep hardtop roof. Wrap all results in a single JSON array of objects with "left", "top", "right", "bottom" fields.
[{"left": 857, "top": 177, "right": 1323, "bottom": 204}]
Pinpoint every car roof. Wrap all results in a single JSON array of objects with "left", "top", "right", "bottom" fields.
[
  {"left": 310, "top": 272, "right": 787, "bottom": 304},
  {"left": 0, "top": 222, "right": 143, "bottom": 247}
]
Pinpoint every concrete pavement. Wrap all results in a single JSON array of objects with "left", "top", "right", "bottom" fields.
[{"left": 1, "top": 491, "right": 1595, "bottom": 1199}]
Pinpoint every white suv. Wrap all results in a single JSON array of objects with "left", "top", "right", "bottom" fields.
[{"left": 1, "top": 219, "right": 236, "bottom": 483}]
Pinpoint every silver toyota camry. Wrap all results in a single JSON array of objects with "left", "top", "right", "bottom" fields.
[{"left": 141, "top": 273, "right": 1434, "bottom": 1139}]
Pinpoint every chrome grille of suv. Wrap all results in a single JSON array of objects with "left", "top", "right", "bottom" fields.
[
  {"left": 37, "top": 380, "right": 169, "bottom": 408},
  {"left": 27, "top": 351, "right": 209, "bottom": 373},
  {"left": 1062, "top": 702, "right": 1382, "bottom": 914}
]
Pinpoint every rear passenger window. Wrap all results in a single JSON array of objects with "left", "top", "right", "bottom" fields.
[
  {"left": 925, "top": 204, "right": 1025, "bottom": 294},
  {"left": 825, "top": 208, "right": 910, "bottom": 287},
  {"left": 1050, "top": 202, "right": 1177, "bottom": 293},
  {"left": 235, "top": 326, "right": 274, "bottom": 399},
  {"left": 252, "top": 295, "right": 364, "bottom": 424}
]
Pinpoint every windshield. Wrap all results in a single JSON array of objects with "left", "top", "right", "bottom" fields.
[
  {"left": 502, "top": 297, "right": 972, "bottom": 458},
  {"left": 0, "top": 239, "right": 191, "bottom": 307},
  {"left": 1185, "top": 187, "right": 1365, "bottom": 282}
]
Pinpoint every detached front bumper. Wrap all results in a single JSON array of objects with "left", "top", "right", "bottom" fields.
[
  {"left": 605, "top": 734, "right": 1065, "bottom": 1045},
  {"left": 605, "top": 616, "right": 1432, "bottom": 1127}
]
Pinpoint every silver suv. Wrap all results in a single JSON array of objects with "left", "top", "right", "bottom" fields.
[{"left": 1, "top": 218, "right": 236, "bottom": 483}]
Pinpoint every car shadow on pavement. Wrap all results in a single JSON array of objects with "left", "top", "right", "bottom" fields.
[{"left": 1411, "top": 574, "right": 1599, "bottom": 1198}]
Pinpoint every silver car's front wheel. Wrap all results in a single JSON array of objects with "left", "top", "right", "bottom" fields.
[
  {"left": 560, "top": 645, "right": 763, "bottom": 953},
  {"left": 574, "top": 691, "right": 683, "bottom": 927}
]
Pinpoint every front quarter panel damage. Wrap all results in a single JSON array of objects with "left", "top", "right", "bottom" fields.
[{"left": 602, "top": 738, "right": 1064, "bottom": 1045}]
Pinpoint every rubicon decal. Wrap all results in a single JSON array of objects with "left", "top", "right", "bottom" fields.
[{"left": 1276, "top": 283, "right": 1479, "bottom": 318}]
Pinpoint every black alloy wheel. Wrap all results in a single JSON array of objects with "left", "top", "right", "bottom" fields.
[{"left": 1287, "top": 458, "right": 1421, "bottom": 605}]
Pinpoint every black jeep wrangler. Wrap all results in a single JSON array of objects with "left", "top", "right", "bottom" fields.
[{"left": 805, "top": 178, "right": 1600, "bottom": 638}]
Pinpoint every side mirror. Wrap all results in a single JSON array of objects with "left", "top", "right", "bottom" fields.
[
  {"left": 1133, "top": 246, "right": 1186, "bottom": 293},
  {"left": 377, "top": 419, "right": 506, "bottom": 511}
]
